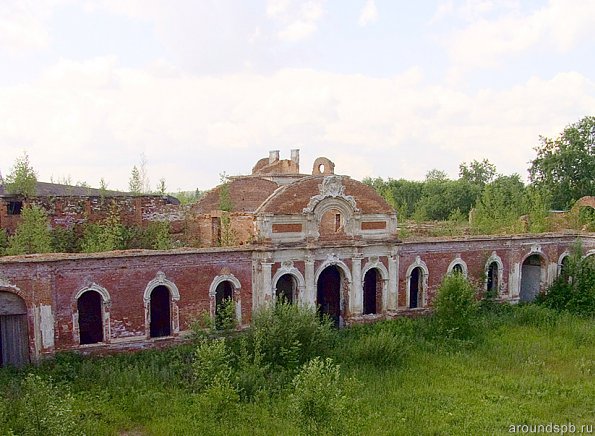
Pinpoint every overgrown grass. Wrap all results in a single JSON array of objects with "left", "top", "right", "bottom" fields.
[{"left": 0, "top": 304, "right": 593, "bottom": 435}]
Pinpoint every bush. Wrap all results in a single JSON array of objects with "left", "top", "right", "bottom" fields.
[
  {"left": 215, "top": 298, "right": 237, "bottom": 331},
  {"left": 289, "top": 357, "right": 350, "bottom": 435},
  {"left": 433, "top": 273, "right": 478, "bottom": 339},
  {"left": 6, "top": 205, "right": 53, "bottom": 255},
  {"left": 536, "top": 248, "right": 595, "bottom": 317},
  {"left": 250, "top": 301, "right": 335, "bottom": 370},
  {"left": 233, "top": 334, "right": 269, "bottom": 401},
  {"left": 347, "top": 328, "right": 409, "bottom": 368},
  {"left": 50, "top": 226, "right": 80, "bottom": 253},
  {"left": 8, "top": 374, "right": 80, "bottom": 436},
  {"left": 192, "top": 338, "right": 233, "bottom": 392}
]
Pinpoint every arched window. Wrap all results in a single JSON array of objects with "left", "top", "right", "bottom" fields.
[
  {"left": 363, "top": 268, "right": 381, "bottom": 315},
  {"left": 409, "top": 267, "right": 424, "bottom": 309},
  {"left": 317, "top": 265, "right": 342, "bottom": 327},
  {"left": 150, "top": 285, "right": 171, "bottom": 338},
  {"left": 520, "top": 254, "right": 545, "bottom": 302},
  {"left": 275, "top": 274, "right": 297, "bottom": 304},
  {"left": 77, "top": 290, "right": 103, "bottom": 344},
  {"left": 486, "top": 261, "right": 499, "bottom": 296},
  {"left": 215, "top": 280, "right": 234, "bottom": 330}
]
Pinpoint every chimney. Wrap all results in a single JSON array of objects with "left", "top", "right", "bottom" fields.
[
  {"left": 290, "top": 149, "right": 300, "bottom": 165},
  {"left": 269, "top": 150, "right": 280, "bottom": 164}
]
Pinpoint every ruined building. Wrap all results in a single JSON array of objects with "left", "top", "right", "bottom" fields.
[{"left": 0, "top": 150, "right": 593, "bottom": 367}]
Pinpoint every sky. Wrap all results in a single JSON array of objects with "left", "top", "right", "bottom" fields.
[{"left": 0, "top": 0, "right": 594, "bottom": 192}]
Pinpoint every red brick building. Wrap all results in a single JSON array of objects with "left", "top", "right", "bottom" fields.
[{"left": 0, "top": 151, "right": 593, "bottom": 367}]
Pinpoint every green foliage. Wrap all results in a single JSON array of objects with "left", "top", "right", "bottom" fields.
[
  {"left": 215, "top": 297, "right": 237, "bottom": 331},
  {"left": 125, "top": 221, "right": 172, "bottom": 250},
  {"left": 536, "top": 247, "right": 595, "bottom": 317},
  {"left": 346, "top": 328, "right": 409, "bottom": 368},
  {"left": 174, "top": 188, "right": 204, "bottom": 205},
  {"left": 4, "top": 152, "right": 37, "bottom": 197},
  {"left": 7, "top": 374, "right": 80, "bottom": 436},
  {"left": 6, "top": 205, "right": 52, "bottom": 255},
  {"left": 459, "top": 159, "right": 497, "bottom": 187},
  {"left": 50, "top": 226, "right": 79, "bottom": 253},
  {"left": 433, "top": 273, "right": 478, "bottom": 339},
  {"left": 156, "top": 178, "right": 167, "bottom": 195},
  {"left": 529, "top": 115, "right": 595, "bottom": 210},
  {"left": 471, "top": 174, "right": 527, "bottom": 234},
  {"left": 250, "top": 301, "right": 335, "bottom": 370},
  {"left": 233, "top": 334, "right": 270, "bottom": 401},
  {"left": 289, "top": 357, "right": 350, "bottom": 435},
  {"left": 218, "top": 181, "right": 233, "bottom": 212},
  {"left": 192, "top": 338, "right": 233, "bottom": 392},
  {"left": 81, "top": 203, "right": 125, "bottom": 252},
  {"left": 0, "top": 229, "right": 8, "bottom": 256},
  {"left": 128, "top": 165, "right": 142, "bottom": 195}
]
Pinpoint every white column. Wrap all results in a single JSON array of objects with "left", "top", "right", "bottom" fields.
[
  {"left": 304, "top": 254, "right": 315, "bottom": 307},
  {"left": 388, "top": 250, "right": 398, "bottom": 311},
  {"left": 351, "top": 254, "right": 363, "bottom": 315},
  {"left": 262, "top": 260, "right": 273, "bottom": 305}
]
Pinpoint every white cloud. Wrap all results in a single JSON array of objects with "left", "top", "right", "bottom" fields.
[
  {"left": 1, "top": 58, "right": 592, "bottom": 190},
  {"left": 442, "top": 0, "right": 595, "bottom": 73},
  {"left": 358, "top": 0, "right": 378, "bottom": 27},
  {"left": 267, "top": 0, "right": 326, "bottom": 42},
  {"left": 0, "top": 0, "right": 66, "bottom": 53}
]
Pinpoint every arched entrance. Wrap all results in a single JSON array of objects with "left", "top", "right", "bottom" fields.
[
  {"left": 215, "top": 280, "right": 234, "bottom": 329},
  {"left": 275, "top": 273, "right": 297, "bottom": 304},
  {"left": 0, "top": 291, "right": 29, "bottom": 367},
  {"left": 317, "top": 265, "right": 342, "bottom": 327},
  {"left": 520, "top": 254, "right": 544, "bottom": 302},
  {"left": 149, "top": 285, "right": 171, "bottom": 337},
  {"left": 409, "top": 267, "right": 424, "bottom": 309},
  {"left": 363, "top": 268, "right": 381, "bottom": 315},
  {"left": 487, "top": 261, "right": 499, "bottom": 295},
  {"left": 77, "top": 290, "right": 103, "bottom": 344}
]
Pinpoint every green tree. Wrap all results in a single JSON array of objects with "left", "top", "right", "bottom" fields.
[
  {"left": 6, "top": 205, "right": 52, "bottom": 255},
  {"left": 4, "top": 152, "right": 37, "bottom": 197},
  {"left": 128, "top": 165, "right": 142, "bottom": 195},
  {"left": 472, "top": 174, "right": 526, "bottom": 234},
  {"left": 529, "top": 116, "right": 595, "bottom": 209},
  {"left": 459, "top": 159, "right": 497, "bottom": 187},
  {"left": 433, "top": 272, "right": 478, "bottom": 339},
  {"left": 81, "top": 203, "right": 125, "bottom": 252}
]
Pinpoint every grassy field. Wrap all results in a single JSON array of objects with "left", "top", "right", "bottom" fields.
[{"left": 0, "top": 304, "right": 593, "bottom": 435}]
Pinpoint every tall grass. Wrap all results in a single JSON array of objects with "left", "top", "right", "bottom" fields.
[{"left": 0, "top": 304, "right": 592, "bottom": 435}]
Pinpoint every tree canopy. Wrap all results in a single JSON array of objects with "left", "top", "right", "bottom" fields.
[
  {"left": 4, "top": 152, "right": 37, "bottom": 197},
  {"left": 529, "top": 115, "right": 595, "bottom": 209}
]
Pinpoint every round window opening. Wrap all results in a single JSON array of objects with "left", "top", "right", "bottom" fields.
[{"left": 319, "top": 164, "right": 325, "bottom": 173}]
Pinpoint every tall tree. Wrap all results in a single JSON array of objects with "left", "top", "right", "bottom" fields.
[
  {"left": 6, "top": 205, "right": 52, "bottom": 255},
  {"left": 4, "top": 152, "right": 37, "bottom": 197},
  {"left": 459, "top": 159, "right": 496, "bottom": 187},
  {"left": 529, "top": 116, "right": 595, "bottom": 209},
  {"left": 128, "top": 166, "right": 142, "bottom": 195}
]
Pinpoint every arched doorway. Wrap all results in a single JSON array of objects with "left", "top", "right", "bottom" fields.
[
  {"left": 317, "top": 265, "right": 342, "bottom": 327},
  {"left": 487, "top": 261, "right": 499, "bottom": 295},
  {"left": 149, "top": 285, "right": 171, "bottom": 338},
  {"left": 77, "top": 290, "right": 103, "bottom": 345},
  {"left": 0, "top": 291, "right": 29, "bottom": 367},
  {"left": 363, "top": 268, "right": 381, "bottom": 315},
  {"left": 275, "top": 274, "right": 296, "bottom": 304},
  {"left": 409, "top": 267, "right": 424, "bottom": 309},
  {"left": 215, "top": 280, "right": 234, "bottom": 329},
  {"left": 520, "top": 254, "right": 544, "bottom": 302}
]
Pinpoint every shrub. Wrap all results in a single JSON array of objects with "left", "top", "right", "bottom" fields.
[
  {"left": 10, "top": 373, "right": 80, "bottom": 436},
  {"left": 536, "top": 247, "right": 595, "bottom": 317},
  {"left": 6, "top": 205, "right": 52, "bottom": 255},
  {"left": 433, "top": 273, "right": 478, "bottom": 339},
  {"left": 192, "top": 338, "right": 233, "bottom": 392},
  {"left": 233, "top": 333, "right": 270, "bottom": 401},
  {"left": 50, "top": 226, "right": 79, "bottom": 253},
  {"left": 215, "top": 297, "right": 237, "bottom": 331},
  {"left": 348, "top": 328, "right": 409, "bottom": 368},
  {"left": 289, "top": 357, "right": 350, "bottom": 435},
  {"left": 250, "top": 301, "right": 335, "bottom": 370}
]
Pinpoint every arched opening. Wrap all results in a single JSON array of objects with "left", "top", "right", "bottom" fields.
[
  {"left": 275, "top": 274, "right": 296, "bottom": 304},
  {"left": 452, "top": 263, "right": 463, "bottom": 275},
  {"left": 409, "top": 267, "right": 424, "bottom": 309},
  {"left": 559, "top": 255, "right": 570, "bottom": 281},
  {"left": 486, "top": 261, "right": 499, "bottom": 295},
  {"left": 317, "top": 265, "right": 342, "bottom": 327},
  {"left": 77, "top": 291, "right": 103, "bottom": 345},
  {"left": 520, "top": 254, "right": 544, "bottom": 302},
  {"left": 149, "top": 285, "right": 171, "bottom": 338},
  {"left": 363, "top": 268, "right": 382, "bottom": 315},
  {"left": 319, "top": 208, "right": 344, "bottom": 236},
  {"left": 0, "top": 291, "right": 29, "bottom": 367},
  {"left": 215, "top": 280, "right": 234, "bottom": 330}
]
